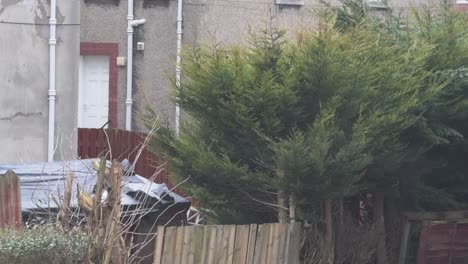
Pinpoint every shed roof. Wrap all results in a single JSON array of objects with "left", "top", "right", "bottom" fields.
[{"left": 0, "top": 159, "right": 190, "bottom": 216}]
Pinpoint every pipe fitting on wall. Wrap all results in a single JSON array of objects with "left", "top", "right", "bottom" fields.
[{"left": 130, "top": 19, "right": 146, "bottom": 27}]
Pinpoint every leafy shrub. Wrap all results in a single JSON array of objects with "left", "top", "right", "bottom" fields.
[{"left": 0, "top": 225, "right": 89, "bottom": 264}]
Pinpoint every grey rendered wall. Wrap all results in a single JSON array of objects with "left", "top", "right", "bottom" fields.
[
  {"left": 182, "top": 0, "right": 432, "bottom": 49},
  {"left": 0, "top": 0, "right": 80, "bottom": 163},
  {"left": 81, "top": 0, "right": 179, "bottom": 131}
]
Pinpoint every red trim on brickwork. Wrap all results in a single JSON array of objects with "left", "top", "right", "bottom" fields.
[{"left": 80, "top": 42, "right": 119, "bottom": 128}]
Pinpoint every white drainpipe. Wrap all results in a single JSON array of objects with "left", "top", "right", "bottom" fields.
[
  {"left": 48, "top": 0, "right": 57, "bottom": 161},
  {"left": 126, "top": 0, "right": 145, "bottom": 131},
  {"left": 175, "top": 0, "right": 183, "bottom": 136}
]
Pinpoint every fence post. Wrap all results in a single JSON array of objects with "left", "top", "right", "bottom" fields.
[{"left": 0, "top": 170, "right": 22, "bottom": 230}]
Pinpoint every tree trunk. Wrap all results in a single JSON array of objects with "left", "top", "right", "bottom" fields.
[
  {"left": 289, "top": 192, "right": 297, "bottom": 223},
  {"left": 385, "top": 196, "right": 401, "bottom": 263},
  {"left": 335, "top": 198, "right": 344, "bottom": 263},
  {"left": 278, "top": 189, "right": 288, "bottom": 223},
  {"left": 277, "top": 168, "right": 288, "bottom": 224},
  {"left": 374, "top": 193, "right": 388, "bottom": 264},
  {"left": 324, "top": 199, "right": 335, "bottom": 264}
]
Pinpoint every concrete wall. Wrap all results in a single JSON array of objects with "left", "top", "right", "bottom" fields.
[
  {"left": 0, "top": 0, "right": 80, "bottom": 163},
  {"left": 80, "top": 0, "right": 437, "bottom": 133},
  {"left": 81, "top": 0, "right": 179, "bottom": 131}
]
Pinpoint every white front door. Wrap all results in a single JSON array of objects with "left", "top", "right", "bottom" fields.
[{"left": 78, "top": 55, "right": 110, "bottom": 128}]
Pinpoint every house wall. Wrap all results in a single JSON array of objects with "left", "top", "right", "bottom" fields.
[
  {"left": 0, "top": 0, "right": 80, "bottom": 163},
  {"left": 80, "top": 0, "right": 438, "bottom": 133},
  {"left": 81, "top": 0, "right": 179, "bottom": 131}
]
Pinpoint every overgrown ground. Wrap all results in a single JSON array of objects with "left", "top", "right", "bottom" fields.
[{"left": 0, "top": 225, "right": 89, "bottom": 264}]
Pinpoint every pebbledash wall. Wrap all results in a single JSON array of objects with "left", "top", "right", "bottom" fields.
[
  {"left": 0, "top": 0, "right": 80, "bottom": 163},
  {"left": 0, "top": 0, "right": 463, "bottom": 163},
  {"left": 81, "top": 0, "right": 437, "bottom": 134}
]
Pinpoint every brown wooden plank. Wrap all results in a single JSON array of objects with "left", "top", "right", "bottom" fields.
[
  {"left": 226, "top": 225, "right": 237, "bottom": 264},
  {"left": 207, "top": 226, "right": 218, "bottom": 264},
  {"left": 89, "top": 129, "right": 97, "bottom": 157},
  {"left": 153, "top": 226, "right": 165, "bottom": 264},
  {"left": 269, "top": 224, "right": 281, "bottom": 264},
  {"left": 181, "top": 226, "right": 194, "bottom": 264},
  {"left": 214, "top": 225, "right": 226, "bottom": 263},
  {"left": 162, "top": 226, "right": 177, "bottom": 264},
  {"left": 174, "top": 225, "right": 185, "bottom": 264},
  {"left": 189, "top": 226, "right": 203, "bottom": 264},
  {"left": 113, "top": 129, "right": 120, "bottom": 160},
  {"left": 12, "top": 171, "right": 22, "bottom": 228},
  {"left": 80, "top": 128, "right": 88, "bottom": 158},
  {"left": 3, "top": 171, "right": 12, "bottom": 227},
  {"left": 7, "top": 171, "right": 16, "bottom": 228},
  {"left": 253, "top": 224, "right": 265, "bottom": 264},
  {"left": 246, "top": 224, "right": 258, "bottom": 264},
  {"left": 261, "top": 224, "right": 273, "bottom": 264},
  {"left": 276, "top": 224, "right": 288, "bottom": 264},
  {"left": 199, "top": 225, "right": 211, "bottom": 264},
  {"left": 220, "top": 225, "right": 231, "bottom": 263},
  {"left": 283, "top": 224, "right": 292, "bottom": 264},
  {"left": 233, "top": 225, "right": 250, "bottom": 264},
  {"left": 265, "top": 223, "right": 275, "bottom": 264},
  {"left": 287, "top": 223, "right": 301, "bottom": 264}
]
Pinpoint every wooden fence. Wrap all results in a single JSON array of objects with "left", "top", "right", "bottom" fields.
[
  {"left": 0, "top": 170, "right": 21, "bottom": 230},
  {"left": 78, "top": 128, "right": 170, "bottom": 186},
  {"left": 153, "top": 223, "right": 301, "bottom": 264}
]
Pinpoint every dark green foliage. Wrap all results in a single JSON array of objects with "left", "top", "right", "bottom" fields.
[{"left": 142, "top": 2, "right": 468, "bottom": 222}]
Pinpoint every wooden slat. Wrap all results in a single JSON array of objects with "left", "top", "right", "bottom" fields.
[
  {"left": 174, "top": 225, "right": 185, "bottom": 264},
  {"left": 277, "top": 224, "right": 288, "bottom": 264},
  {"left": 261, "top": 224, "right": 272, "bottom": 264},
  {"left": 162, "top": 226, "right": 177, "bottom": 264},
  {"left": 80, "top": 128, "right": 88, "bottom": 158},
  {"left": 184, "top": 226, "right": 197, "bottom": 264},
  {"left": 181, "top": 226, "right": 194, "bottom": 264},
  {"left": 89, "top": 129, "right": 97, "bottom": 157},
  {"left": 10, "top": 171, "right": 22, "bottom": 230},
  {"left": 153, "top": 226, "right": 165, "bottom": 264},
  {"left": 246, "top": 224, "right": 258, "bottom": 264},
  {"left": 265, "top": 224, "right": 276, "bottom": 264},
  {"left": 253, "top": 224, "right": 265, "bottom": 264},
  {"left": 287, "top": 223, "right": 301, "bottom": 264},
  {"left": 152, "top": 223, "right": 301, "bottom": 264},
  {"left": 207, "top": 226, "right": 218, "bottom": 264},
  {"left": 2, "top": 172, "right": 11, "bottom": 227},
  {"left": 214, "top": 225, "right": 225, "bottom": 263},
  {"left": 220, "top": 225, "right": 232, "bottom": 263},
  {"left": 226, "top": 225, "right": 237, "bottom": 264},
  {"left": 199, "top": 225, "right": 211, "bottom": 263},
  {"left": 233, "top": 225, "right": 250, "bottom": 264}
]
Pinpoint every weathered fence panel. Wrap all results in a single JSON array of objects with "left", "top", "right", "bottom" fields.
[
  {"left": 77, "top": 128, "right": 185, "bottom": 192},
  {"left": 417, "top": 221, "right": 468, "bottom": 264},
  {"left": 0, "top": 170, "right": 21, "bottom": 230},
  {"left": 153, "top": 223, "right": 301, "bottom": 264}
]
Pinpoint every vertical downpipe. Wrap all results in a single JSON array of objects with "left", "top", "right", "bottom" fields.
[
  {"left": 48, "top": 0, "right": 57, "bottom": 161},
  {"left": 175, "top": 0, "right": 183, "bottom": 136},
  {"left": 126, "top": 0, "right": 134, "bottom": 131}
]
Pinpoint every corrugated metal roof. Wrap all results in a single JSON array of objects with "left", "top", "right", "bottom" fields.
[{"left": 0, "top": 159, "right": 190, "bottom": 216}]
